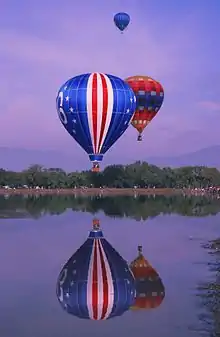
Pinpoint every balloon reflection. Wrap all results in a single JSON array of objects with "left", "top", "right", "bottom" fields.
[
  {"left": 56, "top": 219, "right": 135, "bottom": 320},
  {"left": 130, "top": 245, "right": 165, "bottom": 310}
]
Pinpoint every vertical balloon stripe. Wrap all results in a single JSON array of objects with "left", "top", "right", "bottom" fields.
[
  {"left": 92, "top": 240, "right": 98, "bottom": 319},
  {"left": 96, "top": 238, "right": 103, "bottom": 320},
  {"left": 87, "top": 239, "right": 95, "bottom": 319},
  {"left": 98, "top": 239, "right": 114, "bottom": 320},
  {"left": 98, "top": 239, "right": 109, "bottom": 319},
  {"left": 98, "top": 74, "right": 114, "bottom": 153},
  {"left": 96, "top": 73, "right": 104, "bottom": 155},
  {"left": 87, "top": 74, "right": 95, "bottom": 153},
  {"left": 92, "top": 74, "right": 98, "bottom": 153},
  {"left": 98, "top": 74, "right": 108, "bottom": 153}
]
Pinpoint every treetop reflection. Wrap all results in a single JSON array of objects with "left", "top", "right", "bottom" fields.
[{"left": 0, "top": 195, "right": 220, "bottom": 220}]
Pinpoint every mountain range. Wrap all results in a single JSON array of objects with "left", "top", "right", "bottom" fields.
[
  {"left": 0, "top": 146, "right": 219, "bottom": 171},
  {"left": 147, "top": 146, "right": 220, "bottom": 168}
]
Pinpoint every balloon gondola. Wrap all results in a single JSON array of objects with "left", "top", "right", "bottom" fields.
[
  {"left": 114, "top": 12, "right": 130, "bottom": 33},
  {"left": 130, "top": 245, "right": 165, "bottom": 310},
  {"left": 56, "top": 219, "right": 136, "bottom": 320},
  {"left": 125, "top": 75, "right": 164, "bottom": 141},
  {"left": 56, "top": 73, "right": 136, "bottom": 171}
]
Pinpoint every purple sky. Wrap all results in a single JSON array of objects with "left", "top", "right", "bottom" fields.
[{"left": 0, "top": 0, "right": 220, "bottom": 163}]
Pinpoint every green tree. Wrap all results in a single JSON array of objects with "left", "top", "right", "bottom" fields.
[{"left": 1, "top": 161, "right": 220, "bottom": 189}]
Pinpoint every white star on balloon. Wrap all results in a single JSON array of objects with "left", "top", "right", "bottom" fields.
[
  {"left": 70, "top": 107, "right": 73, "bottom": 112},
  {"left": 65, "top": 96, "right": 69, "bottom": 101}
]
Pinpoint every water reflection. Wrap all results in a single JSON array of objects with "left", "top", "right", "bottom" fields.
[
  {"left": 0, "top": 194, "right": 220, "bottom": 336},
  {"left": 56, "top": 219, "right": 135, "bottom": 320},
  {"left": 1, "top": 194, "right": 220, "bottom": 219},
  {"left": 195, "top": 239, "right": 220, "bottom": 336},
  {"left": 130, "top": 246, "right": 165, "bottom": 310}
]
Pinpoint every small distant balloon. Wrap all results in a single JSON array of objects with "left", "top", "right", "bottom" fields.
[{"left": 114, "top": 12, "right": 130, "bottom": 32}]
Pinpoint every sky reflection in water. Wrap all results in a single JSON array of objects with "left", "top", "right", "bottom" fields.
[{"left": 0, "top": 195, "right": 219, "bottom": 337}]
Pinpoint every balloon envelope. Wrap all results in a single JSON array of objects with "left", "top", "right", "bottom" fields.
[
  {"left": 114, "top": 12, "right": 130, "bottom": 31},
  {"left": 125, "top": 75, "right": 164, "bottom": 141},
  {"left": 56, "top": 73, "right": 136, "bottom": 170},
  {"left": 56, "top": 219, "right": 136, "bottom": 320},
  {"left": 130, "top": 246, "right": 165, "bottom": 310}
]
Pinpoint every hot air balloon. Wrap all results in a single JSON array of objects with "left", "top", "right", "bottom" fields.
[
  {"left": 114, "top": 12, "right": 130, "bottom": 32},
  {"left": 56, "top": 73, "right": 136, "bottom": 172},
  {"left": 56, "top": 219, "right": 136, "bottom": 320},
  {"left": 129, "top": 246, "right": 165, "bottom": 310},
  {"left": 125, "top": 75, "right": 164, "bottom": 141}
]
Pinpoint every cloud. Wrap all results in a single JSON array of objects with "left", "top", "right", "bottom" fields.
[{"left": 197, "top": 101, "right": 220, "bottom": 111}]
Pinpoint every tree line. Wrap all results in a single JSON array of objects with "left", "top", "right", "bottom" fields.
[
  {"left": 1, "top": 195, "right": 220, "bottom": 219},
  {"left": 1, "top": 162, "right": 220, "bottom": 188}
]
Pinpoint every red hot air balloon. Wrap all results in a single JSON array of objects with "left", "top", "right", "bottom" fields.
[
  {"left": 125, "top": 75, "right": 164, "bottom": 141},
  {"left": 129, "top": 245, "right": 165, "bottom": 310}
]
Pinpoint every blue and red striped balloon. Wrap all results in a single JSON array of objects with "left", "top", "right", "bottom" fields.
[
  {"left": 56, "top": 220, "right": 135, "bottom": 320},
  {"left": 56, "top": 73, "right": 136, "bottom": 171}
]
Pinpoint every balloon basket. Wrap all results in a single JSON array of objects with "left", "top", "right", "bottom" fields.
[
  {"left": 137, "top": 135, "right": 142, "bottom": 141},
  {"left": 92, "top": 163, "right": 100, "bottom": 173},
  {"left": 138, "top": 245, "right": 143, "bottom": 255},
  {"left": 92, "top": 218, "right": 100, "bottom": 230}
]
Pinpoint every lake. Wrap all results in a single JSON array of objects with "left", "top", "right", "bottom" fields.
[{"left": 0, "top": 194, "right": 219, "bottom": 337}]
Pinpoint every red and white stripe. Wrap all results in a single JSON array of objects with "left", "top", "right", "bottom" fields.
[
  {"left": 87, "top": 239, "right": 114, "bottom": 320},
  {"left": 86, "top": 73, "right": 114, "bottom": 154}
]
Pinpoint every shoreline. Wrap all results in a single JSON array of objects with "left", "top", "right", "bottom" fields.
[
  {"left": 0, "top": 188, "right": 181, "bottom": 196},
  {"left": 0, "top": 187, "right": 214, "bottom": 196}
]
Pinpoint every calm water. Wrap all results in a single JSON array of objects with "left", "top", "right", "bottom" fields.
[{"left": 0, "top": 195, "right": 219, "bottom": 337}]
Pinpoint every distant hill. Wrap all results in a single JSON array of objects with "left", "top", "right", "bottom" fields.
[
  {"left": 0, "top": 146, "right": 220, "bottom": 171},
  {"left": 147, "top": 146, "right": 220, "bottom": 168}
]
